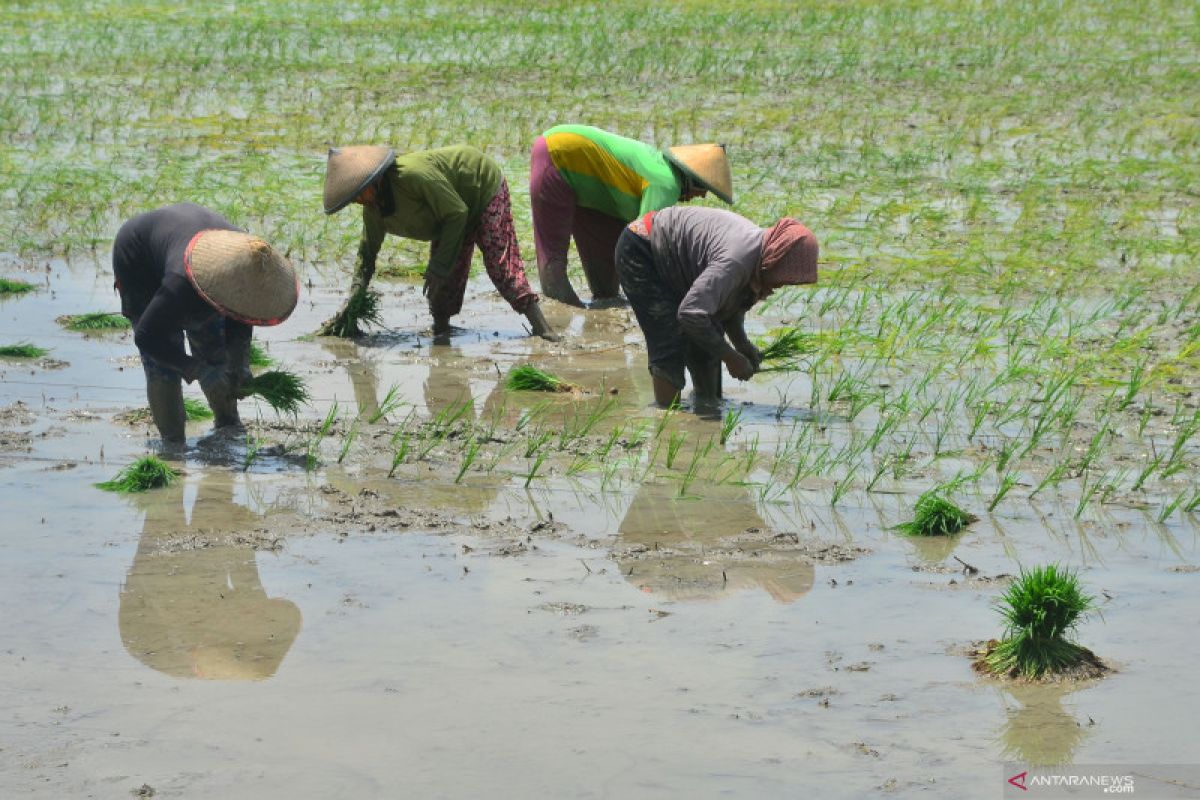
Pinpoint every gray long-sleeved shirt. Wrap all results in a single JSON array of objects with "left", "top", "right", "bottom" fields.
[{"left": 648, "top": 206, "right": 762, "bottom": 354}]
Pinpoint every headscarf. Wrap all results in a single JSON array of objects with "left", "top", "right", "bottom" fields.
[{"left": 759, "top": 218, "right": 818, "bottom": 285}]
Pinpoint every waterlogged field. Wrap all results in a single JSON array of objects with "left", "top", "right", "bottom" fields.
[{"left": 2, "top": 1, "right": 1199, "bottom": 797}]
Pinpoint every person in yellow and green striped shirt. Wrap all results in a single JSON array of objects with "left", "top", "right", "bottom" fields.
[{"left": 530, "top": 124, "right": 733, "bottom": 308}]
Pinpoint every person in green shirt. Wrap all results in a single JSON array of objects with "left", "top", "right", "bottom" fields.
[
  {"left": 320, "top": 145, "right": 559, "bottom": 340},
  {"left": 530, "top": 124, "right": 734, "bottom": 308}
]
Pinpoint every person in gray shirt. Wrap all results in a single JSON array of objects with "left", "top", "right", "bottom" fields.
[{"left": 615, "top": 206, "right": 818, "bottom": 407}]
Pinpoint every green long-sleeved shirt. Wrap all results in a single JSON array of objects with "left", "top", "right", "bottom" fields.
[{"left": 357, "top": 146, "right": 502, "bottom": 281}]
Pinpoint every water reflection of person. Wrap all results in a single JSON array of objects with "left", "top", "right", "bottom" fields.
[
  {"left": 118, "top": 472, "right": 301, "bottom": 681},
  {"left": 320, "top": 337, "right": 383, "bottom": 422},
  {"left": 997, "top": 683, "right": 1090, "bottom": 766},
  {"left": 615, "top": 480, "right": 814, "bottom": 604}
]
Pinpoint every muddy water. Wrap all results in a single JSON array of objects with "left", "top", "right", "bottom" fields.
[{"left": 2, "top": 260, "right": 1199, "bottom": 798}]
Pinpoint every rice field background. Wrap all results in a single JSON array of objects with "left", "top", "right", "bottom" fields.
[{"left": 1, "top": 1, "right": 1199, "bottom": 797}]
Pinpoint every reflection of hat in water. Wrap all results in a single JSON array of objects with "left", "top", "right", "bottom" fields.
[
  {"left": 184, "top": 230, "right": 299, "bottom": 326},
  {"left": 119, "top": 545, "right": 302, "bottom": 680},
  {"left": 323, "top": 145, "right": 396, "bottom": 214},
  {"left": 664, "top": 143, "right": 734, "bottom": 204}
]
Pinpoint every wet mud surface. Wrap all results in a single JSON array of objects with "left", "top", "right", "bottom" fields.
[{"left": 2, "top": 262, "right": 1199, "bottom": 798}]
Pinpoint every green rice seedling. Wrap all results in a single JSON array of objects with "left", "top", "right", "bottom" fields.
[
  {"left": 523, "top": 450, "right": 549, "bottom": 488},
  {"left": 305, "top": 401, "right": 339, "bottom": 471},
  {"left": 720, "top": 407, "right": 743, "bottom": 445},
  {"left": 96, "top": 456, "right": 179, "bottom": 493},
  {"left": 369, "top": 383, "right": 405, "bottom": 424},
  {"left": 596, "top": 425, "right": 624, "bottom": 460},
  {"left": 985, "top": 564, "right": 1096, "bottom": 680},
  {"left": 523, "top": 427, "right": 552, "bottom": 458},
  {"left": 248, "top": 342, "right": 273, "bottom": 368},
  {"left": 653, "top": 399, "right": 679, "bottom": 439},
  {"left": 0, "top": 277, "right": 36, "bottom": 295},
  {"left": 506, "top": 364, "right": 573, "bottom": 393},
  {"left": 755, "top": 328, "right": 816, "bottom": 372},
  {"left": 1157, "top": 489, "right": 1189, "bottom": 523},
  {"left": 58, "top": 312, "right": 130, "bottom": 332},
  {"left": 243, "top": 370, "right": 310, "bottom": 415},
  {"left": 1030, "top": 459, "right": 1071, "bottom": 500},
  {"left": 243, "top": 433, "right": 263, "bottom": 472},
  {"left": 389, "top": 432, "right": 412, "bottom": 477},
  {"left": 895, "top": 490, "right": 977, "bottom": 536},
  {"left": 0, "top": 342, "right": 49, "bottom": 358},
  {"left": 988, "top": 471, "right": 1020, "bottom": 512},
  {"left": 566, "top": 454, "right": 592, "bottom": 477},
  {"left": 678, "top": 442, "right": 706, "bottom": 497},
  {"left": 338, "top": 420, "right": 360, "bottom": 464},
  {"left": 665, "top": 431, "right": 687, "bottom": 469},
  {"left": 183, "top": 398, "right": 212, "bottom": 421},
  {"left": 455, "top": 436, "right": 480, "bottom": 483}
]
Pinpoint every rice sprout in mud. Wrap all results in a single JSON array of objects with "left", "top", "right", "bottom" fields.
[
  {"left": 755, "top": 328, "right": 816, "bottom": 372},
  {"left": 95, "top": 456, "right": 179, "bottom": 493},
  {"left": 243, "top": 369, "right": 310, "bottom": 415},
  {"left": 0, "top": 277, "right": 37, "bottom": 295},
  {"left": 0, "top": 342, "right": 49, "bottom": 359},
  {"left": 183, "top": 397, "right": 212, "bottom": 421},
  {"left": 506, "top": 364, "right": 574, "bottom": 393},
  {"left": 982, "top": 564, "right": 1101, "bottom": 680},
  {"left": 57, "top": 312, "right": 130, "bottom": 332},
  {"left": 248, "top": 342, "right": 273, "bottom": 368},
  {"left": 895, "top": 490, "right": 977, "bottom": 536}
]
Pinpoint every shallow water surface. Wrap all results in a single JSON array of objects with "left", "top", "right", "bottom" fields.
[{"left": 2, "top": 261, "right": 1198, "bottom": 798}]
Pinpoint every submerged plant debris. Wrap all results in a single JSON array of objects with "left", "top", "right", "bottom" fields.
[
  {"left": 95, "top": 456, "right": 179, "bottom": 493},
  {"left": 57, "top": 312, "right": 130, "bottom": 332}
]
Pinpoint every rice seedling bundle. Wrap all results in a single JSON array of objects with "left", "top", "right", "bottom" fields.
[
  {"left": 95, "top": 456, "right": 179, "bottom": 493},
  {"left": 324, "top": 288, "right": 383, "bottom": 337},
  {"left": 57, "top": 312, "right": 130, "bottom": 332},
  {"left": 0, "top": 278, "right": 36, "bottom": 295},
  {"left": 248, "top": 342, "right": 273, "bottom": 368},
  {"left": 243, "top": 369, "right": 310, "bottom": 415},
  {"left": 506, "top": 364, "right": 574, "bottom": 393},
  {"left": 755, "top": 328, "right": 816, "bottom": 372},
  {"left": 0, "top": 342, "right": 49, "bottom": 358},
  {"left": 183, "top": 397, "right": 213, "bottom": 420},
  {"left": 984, "top": 564, "right": 1096, "bottom": 679},
  {"left": 894, "top": 491, "right": 976, "bottom": 536}
]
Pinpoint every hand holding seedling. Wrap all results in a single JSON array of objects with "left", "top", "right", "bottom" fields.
[{"left": 724, "top": 350, "right": 756, "bottom": 381}]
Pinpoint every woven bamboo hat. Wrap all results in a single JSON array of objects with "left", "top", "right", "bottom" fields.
[
  {"left": 184, "top": 230, "right": 299, "bottom": 326},
  {"left": 664, "top": 143, "right": 734, "bottom": 204},
  {"left": 323, "top": 145, "right": 396, "bottom": 214}
]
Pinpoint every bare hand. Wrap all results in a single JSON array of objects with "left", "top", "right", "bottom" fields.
[
  {"left": 735, "top": 341, "right": 763, "bottom": 371},
  {"left": 724, "top": 352, "right": 756, "bottom": 381}
]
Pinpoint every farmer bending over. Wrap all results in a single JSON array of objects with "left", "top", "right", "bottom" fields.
[
  {"left": 320, "top": 145, "right": 559, "bottom": 341},
  {"left": 112, "top": 203, "right": 299, "bottom": 445},
  {"left": 531, "top": 124, "right": 733, "bottom": 308},
  {"left": 614, "top": 206, "right": 818, "bottom": 407}
]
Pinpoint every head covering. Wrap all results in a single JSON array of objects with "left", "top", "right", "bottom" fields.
[
  {"left": 663, "top": 143, "right": 734, "bottom": 204},
  {"left": 184, "top": 230, "right": 299, "bottom": 326},
  {"left": 322, "top": 145, "right": 396, "bottom": 214},
  {"left": 759, "top": 218, "right": 818, "bottom": 285}
]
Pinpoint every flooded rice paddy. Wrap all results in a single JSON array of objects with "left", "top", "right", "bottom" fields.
[{"left": 2, "top": 260, "right": 1198, "bottom": 798}]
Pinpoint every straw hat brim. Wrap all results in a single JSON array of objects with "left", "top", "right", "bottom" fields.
[
  {"left": 323, "top": 146, "right": 396, "bottom": 214},
  {"left": 184, "top": 230, "right": 300, "bottom": 327},
  {"left": 664, "top": 144, "right": 734, "bottom": 205}
]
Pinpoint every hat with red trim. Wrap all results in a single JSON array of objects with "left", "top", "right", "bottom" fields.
[{"left": 184, "top": 230, "right": 299, "bottom": 326}]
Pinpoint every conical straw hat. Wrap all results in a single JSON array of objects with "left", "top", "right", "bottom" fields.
[
  {"left": 664, "top": 143, "right": 734, "bottom": 204},
  {"left": 323, "top": 145, "right": 396, "bottom": 214},
  {"left": 184, "top": 230, "right": 299, "bottom": 326}
]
